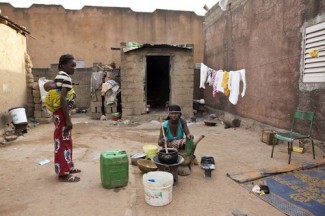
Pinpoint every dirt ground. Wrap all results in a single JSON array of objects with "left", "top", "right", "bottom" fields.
[{"left": 0, "top": 113, "right": 323, "bottom": 216}]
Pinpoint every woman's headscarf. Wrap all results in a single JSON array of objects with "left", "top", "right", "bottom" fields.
[{"left": 168, "top": 104, "right": 181, "bottom": 113}]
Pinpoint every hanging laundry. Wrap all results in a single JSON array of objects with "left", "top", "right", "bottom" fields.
[
  {"left": 221, "top": 71, "right": 230, "bottom": 96},
  {"left": 90, "top": 71, "right": 104, "bottom": 93},
  {"left": 213, "top": 70, "right": 224, "bottom": 96},
  {"left": 228, "top": 69, "right": 246, "bottom": 105},
  {"left": 199, "top": 63, "right": 209, "bottom": 89},
  {"left": 209, "top": 69, "right": 217, "bottom": 96},
  {"left": 206, "top": 68, "right": 213, "bottom": 86},
  {"left": 101, "top": 82, "right": 113, "bottom": 96},
  {"left": 102, "top": 80, "right": 120, "bottom": 105}
]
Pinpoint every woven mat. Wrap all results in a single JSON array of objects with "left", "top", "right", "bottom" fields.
[{"left": 242, "top": 167, "right": 325, "bottom": 216}]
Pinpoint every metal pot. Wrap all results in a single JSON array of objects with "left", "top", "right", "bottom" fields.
[
  {"left": 158, "top": 148, "right": 178, "bottom": 164},
  {"left": 130, "top": 153, "right": 146, "bottom": 166}
]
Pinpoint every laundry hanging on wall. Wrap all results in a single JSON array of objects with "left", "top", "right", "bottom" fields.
[
  {"left": 101, "top": 80, "right": 120, "bottom": 105},
  {"left": 228, "top": 69, "right": 246, "bottom": 105},
  {"left": 199, "top": 63, "right": 247, "bottom": 105}
]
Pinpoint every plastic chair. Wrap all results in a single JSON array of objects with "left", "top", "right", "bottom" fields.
[{"left": 271, "top": 111, "right": 315, "bottom": 164}]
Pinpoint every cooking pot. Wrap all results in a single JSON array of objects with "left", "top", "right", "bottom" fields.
[{"left": 158, "top": 148, "right": 178, "bottom": 164}]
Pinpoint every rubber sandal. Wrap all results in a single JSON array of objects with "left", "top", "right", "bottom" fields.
[
  {"left": 59, "top": 174, "right": 80, "bottom": 183},
  {"left": 70, "top": 168, "right": 81, "bottom": 174}
]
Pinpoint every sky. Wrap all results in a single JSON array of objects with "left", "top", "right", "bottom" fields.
[{"left": 0, "top": 0, "right": 220, "bottom": 16}]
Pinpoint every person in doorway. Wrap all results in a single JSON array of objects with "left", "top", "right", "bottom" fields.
[
  {"left": 44, "top": 54, "right": 80, "bottom": 182},
  {"left": 158, "top": 104, "right": 193, "bottom": 150}
]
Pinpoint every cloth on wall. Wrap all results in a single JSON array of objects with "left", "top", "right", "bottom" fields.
[
  {"left": 102, "top": 80, "right": 120, "bottom": 105},
  {"left": 199, "top": 63, "right": 209, "bottom": 89},
  {"left": 228, "top": 69, "right": 246, "bottom": 105},
  {"left": 90, "top": 71, "right": 104, "bottom": 94},
  {"left": 101, "top": 82, "right": 112, "bottom": 96}
]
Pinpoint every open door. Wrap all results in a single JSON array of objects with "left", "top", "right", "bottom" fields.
[{"left": 146, "top": 56, "right": 170, "bottom": 111}]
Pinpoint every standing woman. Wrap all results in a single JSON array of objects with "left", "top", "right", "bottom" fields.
[
  {"left": 51, "top": 54, "right": 80, "bottom": 182},
  {"left": 158, "top": 104, "right": 193, "bottom": 150}
]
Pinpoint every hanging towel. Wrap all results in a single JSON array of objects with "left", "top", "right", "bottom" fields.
[
  {"left": 200, "top": 63, "right": 209, "bottom": 89},
  {"left": 214, "top": 70, "right": 224, "bottom": 95},
  {"left": 207, "top": 68, "right": 213, "bottom": 86},
  {"left": 222, "top": 71, "right": 230, "bottom": 96},
  {"left": 228, "top": 69, "right": 246, "bottom": 105},
  {"left": 210, "top": 70, "right": 218, "bottom": 96}
]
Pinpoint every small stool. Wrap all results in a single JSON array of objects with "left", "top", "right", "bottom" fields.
[{"left": 201, "top": 156, "right": 215, "bottom": 178}]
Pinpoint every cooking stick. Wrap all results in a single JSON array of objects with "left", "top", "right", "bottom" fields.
[{"left": 160, "top": 117, "right": 169, "bottom": 153}]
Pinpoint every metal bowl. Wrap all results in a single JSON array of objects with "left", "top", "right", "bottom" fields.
[{"left": 130, "top": 153, "right": 146, "bottom": 166}]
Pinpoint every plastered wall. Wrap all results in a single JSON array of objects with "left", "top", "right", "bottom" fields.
[
  {"left": 0, "top": 24, "right": 27, "bottom": 128},
  {"left": 0, "top": 3, "right": 204, "bottom": 68},
  {"left": 204, "top": 0, "right": 325, "bottom": 141}
]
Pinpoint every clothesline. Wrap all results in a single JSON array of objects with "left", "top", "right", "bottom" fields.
[{"left": 199, "top": 63, "right": 247, "bottom": 105}]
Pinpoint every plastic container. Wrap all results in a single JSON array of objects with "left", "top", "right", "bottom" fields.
[
  {"left": 143, "top": 171, "right": 173, "bottom": 206},
  {"left": 112, "top": 112, "right": 120, "bottom": 117},
  {"left": 100, "top": 150, "right": 129, "bottom": 189},
  {"left": 185, "top": 139, "right": 194, "bottom": 156},
  {"left": 8, "top": 107, "right": 27, "bottom": 124},
  {"left": 111, "top": 112, "right": 121, "bottom": 121},
  {"left": 143, "top": 144, "right": 158, "bottom": 159}
]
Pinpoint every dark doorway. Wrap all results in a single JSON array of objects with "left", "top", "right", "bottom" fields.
[{"left": 146, "top": 56, "right": 170, "bottom": 110}]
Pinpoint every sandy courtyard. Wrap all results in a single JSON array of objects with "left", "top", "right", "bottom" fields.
[{"left": 0, "top": 113, "right": 323, "bottom": 216}]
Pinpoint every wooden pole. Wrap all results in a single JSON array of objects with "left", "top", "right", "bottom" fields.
[{"left": 160, "top": 117, "right": 168, "bottom": 153}]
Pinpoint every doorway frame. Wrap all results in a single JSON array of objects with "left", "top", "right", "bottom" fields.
[{"left": 145, "top": 53, "right": 173, "bottom": 111}]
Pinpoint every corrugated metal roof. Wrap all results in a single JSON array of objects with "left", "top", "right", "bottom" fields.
[{"left": 123, "top": 43, "right": 193, "bottom": 53}]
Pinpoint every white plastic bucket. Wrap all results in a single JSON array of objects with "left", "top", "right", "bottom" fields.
[
  {"left": 8, "top": 107, "right": 27, "bottom": 124},
  {"left": 142, "top": 171, "right": 173, "bottom": 206}
]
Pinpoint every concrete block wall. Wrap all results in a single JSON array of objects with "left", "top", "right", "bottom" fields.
[
  {"left": 32, "top": 67, "right": 92, "bottom": 110},
  {"left": 73, "top": 68, "right": 93, "bottom": 109},
  {"left": 121, "top": 47, "right": 194, "bottom": 117},
  {"left": 121, "top": 52, "right": 146, "bottom": 116}
]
